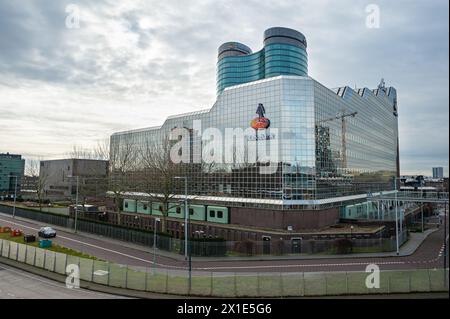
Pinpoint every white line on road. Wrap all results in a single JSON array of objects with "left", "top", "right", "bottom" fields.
[{"left": 0, "top": 215, "right": 445, "bottom": 272}]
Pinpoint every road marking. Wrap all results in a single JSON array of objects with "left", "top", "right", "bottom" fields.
[
  {"left": 0, "top": 217, "right": 185, "bottom": 270},
  {"left": 0, "top": 215, "right": 446, "bottom": 272}
]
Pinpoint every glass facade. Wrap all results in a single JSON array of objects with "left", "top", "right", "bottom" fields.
[
  {"left": 111, "top": 76, "right": 399, "bottom": 211},
  {"left": 0, "top": 153, "right": 25, "bottom": 194},
  {"left": 217, "top": 27, "right": 308, "bottom": 94}
]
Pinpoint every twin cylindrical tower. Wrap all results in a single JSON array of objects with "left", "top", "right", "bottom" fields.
[{"left": 217, "top": 27, "right": 308, "bottom": 94}]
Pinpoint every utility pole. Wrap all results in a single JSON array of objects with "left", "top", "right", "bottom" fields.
[
  {"left": 394, "top": 177, "right": 400, "bottom": 255},
  {"left": 445, "top": 203, "right": 448, "bottom": 288},
  {"left": 9, "top": 175, "right": 18, "bottom": 219}
]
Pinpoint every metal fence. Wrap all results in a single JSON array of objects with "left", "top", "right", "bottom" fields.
[
  {"left": 0, "top": 238, "right": 447, "bottom": 297},
  {"left": 0, "top": 204, "right": 408, "bottom": 257}
]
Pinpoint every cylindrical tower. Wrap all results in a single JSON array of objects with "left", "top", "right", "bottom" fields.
[
  {"left": 217, "top": 42, "right": 264, "bottom": 95},
  {"left": 216, "top": 27, "right": 308, "bottom": 95},
  {"left": 263, "top": 27, "right": 308, "bottom": 78}
]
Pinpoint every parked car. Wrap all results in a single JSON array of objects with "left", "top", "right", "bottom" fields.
[{"left": 38, "top": 227, "right": 56, "bottom": 238}]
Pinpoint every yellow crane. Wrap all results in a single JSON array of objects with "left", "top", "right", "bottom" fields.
[{"left": 319, "top": 111, "right": 357, "bottom": 168}]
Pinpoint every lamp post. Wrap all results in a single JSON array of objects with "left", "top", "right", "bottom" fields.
[
  {"left": 444, "top": 203, "right": 448, "bottom": 288},
  {"left": 420, "top": 182, "right": 424, "bottom": 233},
  {"left": 394, "top": 177, "right": 400, "bottom": 255},
  {"left": 153, "top": 217, "right": 160, "bottom": 275},
  {"left": 67, "top": 175, "right": 80, "bottom": 233},
  {"left": 174, "top": 176, "right": 191, "bottom": 293},
  {"left": 174, "top": 176, "right": 189, "bottom": 259},
  {"left": 8, "top": 175, "right": 18, "bottom": 219}
]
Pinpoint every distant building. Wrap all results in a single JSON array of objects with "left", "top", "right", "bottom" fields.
[
  {"left": 0, "top": 153, "right": 25, "bottom": 196},
  {"left": 432, "top": 167, "right": 444, "bottom": 179},
  {"left": 40, "top": 159, "right": 109, "bottom": 200},
  {"left": 21, "top": 175, "right": 38, "bottom": 191}
]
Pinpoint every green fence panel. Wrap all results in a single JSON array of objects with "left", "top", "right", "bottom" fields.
[
  {"left": 387, "top": 270, "right": 411, "bottom": 293},
  {"left": 429, "top": 269, "right": 447, "bottom": 292},
  {"left": 126, "top": 266, "right": 147, "bottom": 291},
  {"left": 109, "top": 264, "right": 127, "bottom": 288},
  {"left": 212, "top": 273, "right": 236, "bottom": 297},
  {"left": 17, "top": 243, "right": 27, "bottom": 263},
  {"left": 325, "top": 272, "right": 348, "bottom": 296},
  {"left": 1, "top": 240, "right": 10, "bottom": 258},
  {"left": 44, "top": 250, "right": 56, "bottom": 272},
  {"left": 281, "top": 273, "right": 304, "bottom": 297},
  {"left": 409, "top": 269, "right": 431, "bottom": 292},
  {"left": 167, "top": 272, "right": 189, "bottom": 295},
  {"left": 9, "top": 242, "right": 18, "bottom": 261},
  {"left": 190, "top": 273, "right": 214, "bottom": 297},
  {"left": 92, "top": 260, "right": 110, "bottom": 285},
  {"left": 145, "top": 269, "right": 168, "bottom": 294},
  {"left": 79, "top": 258, "right": 94, "bottom": 282},
  {"left": 258, "top": 273, "right": 283, "bottom": 297},
  {"left": 235, "top": 274, "right": 258, "bottom": 297},
  {"left": 34, "top": 248, "right": 45, "bottom": 268},
  {"left": 304, "top": 272, "right": 327, "bottom": 296},
  {"left": 54, "top": 252, "right": 67, "bottom": 275},
  {"left": 347, "top": 272, "right": 369, "bottom": 295},
  {"left": 25, "top": 246, "right": 36, "bottom": 265},
  {"left": 66, "top": 255, "right": 80, "bottom": 272}
]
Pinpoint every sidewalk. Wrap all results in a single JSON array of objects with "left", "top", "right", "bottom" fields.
[{"left": 0, "top": 210, "right": 438, "bottom": 263}]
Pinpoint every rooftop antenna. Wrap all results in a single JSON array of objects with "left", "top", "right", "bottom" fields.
[{"left": 378, "top": 78, "right": 386, "bottom": 92}]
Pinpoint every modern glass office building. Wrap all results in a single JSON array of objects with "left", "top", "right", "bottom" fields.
[
  {"left": 111, "top": 27, "right": 399, "bottom": 230},
  {"left": 0, "top": 153, "right": 25, "bottom": 195}
]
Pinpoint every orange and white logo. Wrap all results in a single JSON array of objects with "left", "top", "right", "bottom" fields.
[{"left": 251, "top": 103, "right": 270, "bottom": 130}]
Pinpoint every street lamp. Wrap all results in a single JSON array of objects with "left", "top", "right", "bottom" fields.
[
  {"left": 393, "top": 176, "right": 400, "bottom": 255},
  {"left": 174, "top": 176, "right": 191, "bottom": 293},
  {"left": 174, "top": 176, "right": 189, "bottom": 259},
  {"left": 153, "top": 217, "right": 160, "bottom": 275},
  {"left": 67, "top": 175, "right": 79, "bottom": 233},
  {"left": 8, "top": 175, "right": 18, "bottom": 219}
]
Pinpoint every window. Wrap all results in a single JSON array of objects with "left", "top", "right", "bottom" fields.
[
  {"left": 189, "top": 208, "right": 194, "bottom": 215},
  {"left": 124, "top": 202, "right": 128, "bottom": 208},
  {"left": 217, "top": 211, "right": 223, "bottom": 219},
  {"left": 143, "top": 204, "right": 148, "bottom": 210},
  {"left": 176, "top": 207, "right": 181, "bottom": 214},
  {"left": 159, "top": 205, "right": 163, "bottom": 212},
  {"left": 209, "top": 210, "right": 216, "bottom": 218}
]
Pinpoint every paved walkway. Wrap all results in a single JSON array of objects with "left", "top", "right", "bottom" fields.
[{"left": 0, "top": 262, "right": 125, "bottom": 299}]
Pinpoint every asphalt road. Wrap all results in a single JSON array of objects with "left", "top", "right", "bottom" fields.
[
  {"left": 0, "top": 211, "right": 448, "bottom": 274},
  {"left": 0, "top": 262, "right": 124, "bottom": 299}
]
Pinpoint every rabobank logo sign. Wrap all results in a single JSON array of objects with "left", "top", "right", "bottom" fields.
[
  {"left": 169, "top": 103, "right": 279, "bottom": 174},
  {"left": 251, "top": 103, "right": 270, "bottom": 130}
]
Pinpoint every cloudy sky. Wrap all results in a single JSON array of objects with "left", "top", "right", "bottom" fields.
[{"left": 0, "top": 0, "right": 448, "bottom": 176}]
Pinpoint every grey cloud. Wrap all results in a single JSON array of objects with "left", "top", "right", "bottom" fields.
[{"left": 0, "top": 0, "right": 448, "bottom": 175}]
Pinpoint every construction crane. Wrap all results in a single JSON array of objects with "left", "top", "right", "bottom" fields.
[{"left": 319, "top": 111, "right": 357, "bottom": 169}]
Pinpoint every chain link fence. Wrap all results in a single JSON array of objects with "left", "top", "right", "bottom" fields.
[{"left": 0, "top": 238, "right": 447, "bottom": 297}]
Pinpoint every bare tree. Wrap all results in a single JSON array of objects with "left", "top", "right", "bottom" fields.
[
  {"left": 109, "top": 137, "right": 138, "bottom": 225},
  {"left": 26, "top": 159, "right": 48, "bottom": 212},
  {"left": 68, "top": 139, "right": 110, "bottom": 161},
  {"left": 138, "top": 135, "right": 184, "bottom": 233}
]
